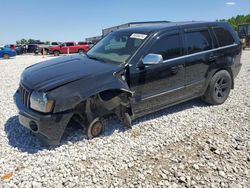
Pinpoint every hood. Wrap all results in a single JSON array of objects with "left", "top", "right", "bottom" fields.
[{"left": 21, "top": 54, "right": 121, "bottom": 91}]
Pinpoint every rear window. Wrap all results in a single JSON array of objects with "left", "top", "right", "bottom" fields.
[
  {"left": 51, "top": 42, "right": 59, "bottom": 45},
  {"left": 213, "top": 27, "right": 235, "bottom": 47},
  {"left": 185, "top": 29, "right": 213, "bottom": 54}
]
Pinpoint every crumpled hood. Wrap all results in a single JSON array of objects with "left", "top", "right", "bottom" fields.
[{"left": 21, "top": 54, "right": 120, "bottom": 91}]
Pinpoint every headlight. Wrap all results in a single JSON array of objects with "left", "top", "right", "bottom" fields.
[{"left": 30, "top": 91, "right": 55, "bottom": 113}]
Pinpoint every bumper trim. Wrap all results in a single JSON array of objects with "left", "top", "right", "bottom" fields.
[{"left": 14, "top": 91, "right": 73, "bottom": 145}]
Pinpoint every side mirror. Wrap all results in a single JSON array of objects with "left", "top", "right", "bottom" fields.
[{"left": 142, "top": 53, "right": 163, "bottom": 66}]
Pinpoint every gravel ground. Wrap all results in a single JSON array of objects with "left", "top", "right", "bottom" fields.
[{"left": 0, "top": 52, "right": 249, "bottom": 188}]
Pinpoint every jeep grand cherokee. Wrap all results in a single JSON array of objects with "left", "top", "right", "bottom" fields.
[{"left": 14, "top": 21, "right": 242, "bottom": 145}]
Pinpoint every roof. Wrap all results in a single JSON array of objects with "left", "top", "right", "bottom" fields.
[
  {"left": 116, "top": 21, "right": 220, "bottom": 34},
  {"left": 103, "top": 21, "right": 170, "bottom": 29},
  {"left": 121, "top": 21, "right": 170, "bottom": 25}
]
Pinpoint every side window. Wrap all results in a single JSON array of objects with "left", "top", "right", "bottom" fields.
[
  {"left": 149, "top": 34, "right": 181, "bottom": 60},
  {"left": 213, "top": 27, "right": 235, "bottom": 46},
  {"left": 66, "top": 43, "right": 74, "bottom": 46},
  {"left": 185, "top": 29, "right": 212, "bottom": 54}
]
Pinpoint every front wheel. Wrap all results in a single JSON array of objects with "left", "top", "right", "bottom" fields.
[
  {"left": 202, "top": 70, "right": 232, "bottom": 105},
  {"left": 86, "top": 117, "right": 105, "bottom": 139},
  {"left": 3, "top": 54, "right": 10, "bottom": 59},
  {"left": 53, "top": 50, "right": 60, "bottom": 56}
]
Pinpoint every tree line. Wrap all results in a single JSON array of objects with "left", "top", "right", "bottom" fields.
[
  {"left": 217, "top": 14, "right": 250, "bottom": 30},
  {"left": 16, "top": 39, "right": 50, "bottom": 45}
]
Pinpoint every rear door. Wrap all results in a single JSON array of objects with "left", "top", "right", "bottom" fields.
[
  {"left": 130, "top": 30, "right": 186, "bottom": 116},
  {"left": 183, "top": 27, "right": 215, "bottom": 97}
]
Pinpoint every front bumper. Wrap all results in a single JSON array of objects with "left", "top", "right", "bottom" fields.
[{"left": 14, "top": 91, "right": 73, "bottom": 145}]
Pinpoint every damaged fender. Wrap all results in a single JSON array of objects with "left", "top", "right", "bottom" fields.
[{"left": 48, "top": 67, "right": 133, "bottom": 114}]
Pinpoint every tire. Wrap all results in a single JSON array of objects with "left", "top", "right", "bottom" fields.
[
  {"left": 3, "top": 54, "right": 10, "bottom": 59},
  {"left": 202, "top": 70, "right": 232, "bottom": 105},
  {"left": 86, "top": 117, "right": 105, "bottom": 139},
  {"left": 78, "top": 49, "right": 84, "bottom": 54},
  {"left": 53, "top": 50, "right": 60, "bottom": 56}
]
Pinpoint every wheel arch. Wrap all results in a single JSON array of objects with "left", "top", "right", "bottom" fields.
[
  {"left": 53, "top": 50, "right": 60, "bottom": 54},
  {"left": 50, "top": 74, "right": 133, "bottom": 113},
  {"left": 73, "top": 88, "right": 133, "bottom": 112},
  {"left": 205, "top": 67, "right": 234, "bottom": 92},
  {"left": 78, "top": 48, "right": 85, "bottom": 52},
  {"left": 67, "top": 88, "right": 133, "bottom": 129}
]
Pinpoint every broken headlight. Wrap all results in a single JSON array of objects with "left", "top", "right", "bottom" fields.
[{"left": 30, "top": 91, "right": 55, "bottom": 113}]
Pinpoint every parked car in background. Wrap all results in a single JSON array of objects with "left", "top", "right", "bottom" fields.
[
  {"left": 27, "top": 44, "right": 39, "bottom": 53},
  {"left": 33, "top": 42, "right": 49, "bottom": 55},
  {"left": 14, "top": 21, "right": 242, "bottom": 145},
  {"left": 4, "top": 44, "right": 16, "bottom": 50},
  {"left": 238, "top": 23, "right": 250, "bottom": 50},
  {"left": 15, "top": 45, "right": 27, "bottom": 55},
  {"left": 78, "top": 41, "right": 94, "bottom": 48},
  {"left": 36, "top": 42, "right": 61, "bottom": 55},
  {"left": 0, "top": 47, "right": 17, "bottom": 59},
  {"left": 50, "top": 42, "right": 61, "bottom": 46},
  {"left": 49, "top": 42, "right": 89, "bottom": 56}
]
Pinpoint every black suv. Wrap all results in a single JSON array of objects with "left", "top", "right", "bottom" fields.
[{"left": 14, "top": 21, "right": 242, "bottom": 144}]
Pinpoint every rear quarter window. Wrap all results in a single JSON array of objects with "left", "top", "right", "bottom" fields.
[
  {"left": 213, "top": 27, "right": 235, "bottom": 47},
  {"left": 185, "top": 29, "right": 213, "bottom": 54}
]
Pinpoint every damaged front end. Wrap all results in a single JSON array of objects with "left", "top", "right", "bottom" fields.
[{"left": 14, "top": 60, "right": 134, "bottom": 145}]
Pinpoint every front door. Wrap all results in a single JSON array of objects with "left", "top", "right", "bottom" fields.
[
  {"left": 129, "top": 31, "right": 186, "bottom": 117},
  {"left": 61, "top": 42, "right": 74, "bottom": 54}
]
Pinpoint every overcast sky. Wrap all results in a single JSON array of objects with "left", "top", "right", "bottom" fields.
[{"left": 0, "top": 0, "right": 249, "bottom": 44}]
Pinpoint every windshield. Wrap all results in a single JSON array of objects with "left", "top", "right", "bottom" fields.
[{"left": 87, "top": 32, "right": 147, "bottom": 64}]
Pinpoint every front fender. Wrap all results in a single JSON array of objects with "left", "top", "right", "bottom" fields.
[{"left": 48, "top": 72, "right": 132, "bottom": 113}]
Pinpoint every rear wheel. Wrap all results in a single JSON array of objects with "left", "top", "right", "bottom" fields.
[
  {"left": 78, "top": 49, "right": 84, "bottom": 54},
  {"left": 53, "top": 50, "right": 60, "bottom": 56},
  {"left": 202, "top": 70, "right": 232, "bottom": 105},
  {"left": 3, "top": 54, "right": 10, "bottom": 59}
]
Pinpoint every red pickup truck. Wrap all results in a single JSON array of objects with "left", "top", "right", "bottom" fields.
[{"left": 49, "top": 42, "right": 89, "bottom": 56}]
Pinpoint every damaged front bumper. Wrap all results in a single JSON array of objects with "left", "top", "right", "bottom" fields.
[{"left": 14, "top": 91, "right": 73, "bottom": 145}]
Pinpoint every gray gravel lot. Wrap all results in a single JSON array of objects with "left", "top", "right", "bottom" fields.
[{"left": 0, "top": 52, "right": 250, "bottom": 187}]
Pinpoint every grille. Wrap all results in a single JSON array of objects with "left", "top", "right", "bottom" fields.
[{"left": 19, "top": 84, "right": 31, "bottom": 108}]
